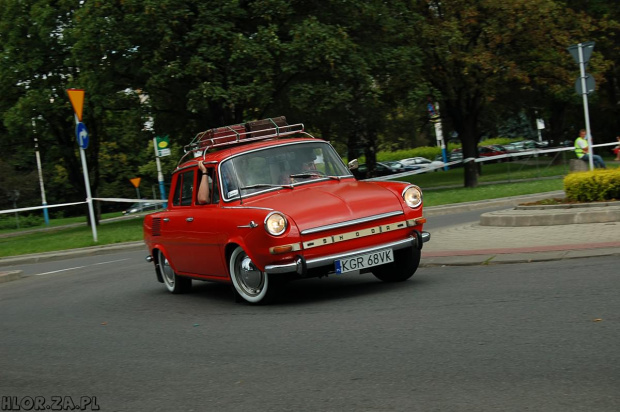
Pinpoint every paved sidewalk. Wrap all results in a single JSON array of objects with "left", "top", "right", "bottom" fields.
[
  {"left": 421, "top": 192, "right": 620, "bottom": 266},
  {"left": 421, "top": 221, "right": 620, "bottom": 266}
]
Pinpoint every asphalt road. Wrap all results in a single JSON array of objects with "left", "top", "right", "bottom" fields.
[{"left": 1, "top": 250, "right": 618, "bottom": 412}]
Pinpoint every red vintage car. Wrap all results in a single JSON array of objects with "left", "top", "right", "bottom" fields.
[{"left": 143, "top": 117, "right": 430, "bottom": 304}]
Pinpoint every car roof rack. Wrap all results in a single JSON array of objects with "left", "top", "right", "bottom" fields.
[{"left": 178, "top": 116, "right": 311, "bottom": 166}]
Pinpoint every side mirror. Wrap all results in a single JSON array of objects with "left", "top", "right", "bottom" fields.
[{"left": 348, "top": 159, "right": 359, "bottom": 170}]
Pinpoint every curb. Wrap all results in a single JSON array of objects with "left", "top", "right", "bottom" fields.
[
  {"left": 480, "top": 206, "right": 620, "bottom": 226},
  {"left": 0, "top": 241, "right": 145, "bottom": 267},
  {"left": 0, "top": 270, "right": 23, "bottom": 283}
]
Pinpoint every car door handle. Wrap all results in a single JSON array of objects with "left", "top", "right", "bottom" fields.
[{"left": 186, "top": 217, "right": 194, "bottom": 222}]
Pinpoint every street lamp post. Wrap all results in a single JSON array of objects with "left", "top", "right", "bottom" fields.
[{"left": 33, "top": 133, "right": 50, "bottom": 226}]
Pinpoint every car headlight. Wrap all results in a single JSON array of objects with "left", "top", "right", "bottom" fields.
[
  {"left": 402, "top": 185, "right": 423, "bottom": 208},
  {"left": 264, "top": 212, "right": 288, "bottom": 236}
]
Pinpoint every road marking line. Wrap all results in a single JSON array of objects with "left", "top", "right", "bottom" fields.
[{"left": 34, "top": 258, "right": 130, "bottom": 276}]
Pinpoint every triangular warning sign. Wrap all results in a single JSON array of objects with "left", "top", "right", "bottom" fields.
[
  {"left": 130, "top": 177, "right": 141, "bottom": 188},
  {"left": 67, "top": 89, "right": 85, "bottom": 122}
]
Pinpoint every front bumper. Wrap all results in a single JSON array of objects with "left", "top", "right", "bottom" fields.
[{"left": 264, "top": 230, "right": 430, "bottom": 275}]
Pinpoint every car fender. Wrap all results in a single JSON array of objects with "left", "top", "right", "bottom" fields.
[
  {"left": 222, "top": 213, "right": 303, "bottom": 274},
  {"left": 148, "top": 242, "right": 174, "bottom": 282}
]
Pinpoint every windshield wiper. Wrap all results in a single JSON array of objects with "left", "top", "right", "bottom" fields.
[
  {"left": 289, "top": 172, "right": 340, "bottom": 181},
  {"left": 239, "top": 183, "right": 293, "bottom": 191}
]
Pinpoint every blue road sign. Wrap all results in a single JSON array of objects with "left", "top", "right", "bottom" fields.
[{"left": 76, "top": 122, "right": 89, "bottom": 149}]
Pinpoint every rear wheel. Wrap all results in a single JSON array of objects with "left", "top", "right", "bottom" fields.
[
  {"left": 372, "top": 248, "right": 420, "bottom": 282},
  {"left": 229, "top": 246, "right": 282, "bottom": 304},
  {"left": 158, "top": 249, "right": 192, "bottom": 294}
]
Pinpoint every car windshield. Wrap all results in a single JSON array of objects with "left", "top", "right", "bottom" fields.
[{"left": 219, "top": 141, "right": 351, "bottom": 200}]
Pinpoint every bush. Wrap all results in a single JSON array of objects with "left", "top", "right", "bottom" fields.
[
  {"left": 0, "top": 213, "right": 44, "bottom": 230},
  {"left": 564, "top": 169, "right": 620, "bottom": 202},
  {"left": 375, "top": 144, "right": 462, "bottom": 163}
]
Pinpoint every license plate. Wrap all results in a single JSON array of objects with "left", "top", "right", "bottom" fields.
[{"left": 334, "top": 249, "right": 394, "bottom": 274}]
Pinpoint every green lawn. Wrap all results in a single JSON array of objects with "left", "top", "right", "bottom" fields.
[
  {"left": 423, "top": 178, "right": 564, "bottom": 207},
  {"left": 0, "top": 217, "right": 145, "bottom": 258},
  {"left": 398, "top": 159, "right": 572, "bottom": 189}
]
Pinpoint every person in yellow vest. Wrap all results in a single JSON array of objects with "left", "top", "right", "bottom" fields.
[{"left": 574, "top": 129, "right": 606, "bottom": 168}]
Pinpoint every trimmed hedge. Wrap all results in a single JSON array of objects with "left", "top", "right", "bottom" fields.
[{"left": 564, "top": 168, "right": 620, "bottom": 202}]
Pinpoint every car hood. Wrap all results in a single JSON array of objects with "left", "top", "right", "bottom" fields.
[{"left": 244, "top": 180, "right": 405, "bottom": 231}]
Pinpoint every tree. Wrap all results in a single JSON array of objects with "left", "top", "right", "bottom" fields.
[
  {"left": 0, "top": 0, "right": 81, "bottom": 211},
  {"left": 409, "top": 0, "right": 603, "bottom": 187}
]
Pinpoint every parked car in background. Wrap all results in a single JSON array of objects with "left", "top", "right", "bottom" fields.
[
  {"left": 504, "top": 140, "right": 537, "bottom": 151},
  {"left": 400, "top": 157, "right": 443, "bottom": 172},
  {"left": 122, "top": 201, "right": 161, "bottom": 215},
  {"left": 534, "top": 140, "right": 549, "bottom": 148},
  {"left": 381, "top": 161, "right": 407, "bottom": 173},
  {"left": 143, "top": 117, "right": 430, "bottom": 304},
  {"left": 478, "top": 145, "right": 512, "bottom": 162},
  {"left": 353, "top": 161, "right": 401, "bottom": 179},
  {"left": 434, "top": 152, "right": 463, "bottom": 168}
]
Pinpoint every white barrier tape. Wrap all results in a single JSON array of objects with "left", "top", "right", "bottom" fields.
[
  {"left": 0, "top": 201, "right": 86, "bottom": 215},
  {"left": 92, "top": 198, "right": 167, "bottom": 204},
  {"left": 1, "top": 198, "right": 167, "bottom": 215}
]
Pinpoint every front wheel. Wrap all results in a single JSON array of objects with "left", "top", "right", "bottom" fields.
[
  {"left": 158, "top": 249, "right": 192, "bottom": 294},
  {"left": 372, "top": 248, "right": 421, "bottom": 282},
  {"left": 229, "top": 246, "right": 281, "bottom": 304}
]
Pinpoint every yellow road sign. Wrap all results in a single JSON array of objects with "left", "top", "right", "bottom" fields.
[
  {"left": 130, "top": 177, "right": 141, "bottom": 188},
  {"left": 66, "top": 89, "right": 85, "bottom": 122}
]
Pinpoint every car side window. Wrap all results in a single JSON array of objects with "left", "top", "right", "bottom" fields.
[
  {"left": 181, "top": 171, "right": 194, "bottom": 206},
  {"left": 171, "top": 170, "right": 195, "bottom": 206}
]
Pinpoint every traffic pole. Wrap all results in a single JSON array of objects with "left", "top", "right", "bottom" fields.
[
  {"left": 153, "top": 137, "right": 167, "bottom": 207},
  {"left": 577, "top": 43, "right": 594, "bottom": 171},
  {"left": 33, "top": 134, "right": 50, "bottom": 226},
  {"left": 67, "top": 88, "right": 97, "bottom": 242},
  {"left": 76, "top": 116, "right": 98, "bottom": 243}
]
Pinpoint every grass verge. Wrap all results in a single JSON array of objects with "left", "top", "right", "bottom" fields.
[{"left": 0, "top": 218, "right": 144, "bottom": 258}]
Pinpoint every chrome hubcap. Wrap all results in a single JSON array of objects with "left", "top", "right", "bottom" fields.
[{"left": 236, "top": 254, "right": 264, "bottom": 295}]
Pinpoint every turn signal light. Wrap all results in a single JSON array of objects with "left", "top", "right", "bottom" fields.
[{"left": 271, "top": 245, "right": 293, "bottom": 254}]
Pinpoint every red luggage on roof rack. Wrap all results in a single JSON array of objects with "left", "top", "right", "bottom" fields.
[{"left": 185, "top": 116, "right": 305, "bottom": 155}]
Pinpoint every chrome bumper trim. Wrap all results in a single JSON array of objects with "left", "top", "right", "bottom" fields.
[
  {"left": 300, "top": 210, "right": 404, "bottom": 235},
  {"left": 421, "top": 231, "right": 431, "bottom": 243},
  {"left": 265, "top": 236, "right": 415, "bottom": 275}
]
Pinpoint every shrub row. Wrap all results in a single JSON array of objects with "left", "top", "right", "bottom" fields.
[
  {"left": 0, "top": 214, "right": 44, "bottom": 230},
  {"left": 564, "top": 169, "right": 620, "bottom": 202}
]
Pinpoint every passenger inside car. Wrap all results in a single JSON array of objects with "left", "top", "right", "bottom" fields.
[
  {"left": 197, "top": 162, "right": 219, "bottom": 204},
  {"left": 197, "top": 162, "right": 210, "bottom": 204}
]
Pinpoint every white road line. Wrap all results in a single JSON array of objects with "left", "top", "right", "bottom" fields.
[{"left": 34, "top": 258, "right": 131, "bottom": 276}]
